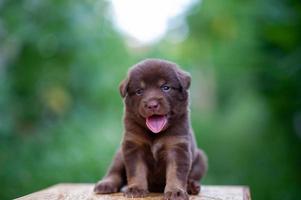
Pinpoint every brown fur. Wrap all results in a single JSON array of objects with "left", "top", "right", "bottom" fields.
[{"left": 94, "top": 59, "right": 208, "bottom": 200}]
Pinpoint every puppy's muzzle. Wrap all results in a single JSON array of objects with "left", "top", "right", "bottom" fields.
[{"left": 144, "top": 99, "right": 160, "bottom": 113}]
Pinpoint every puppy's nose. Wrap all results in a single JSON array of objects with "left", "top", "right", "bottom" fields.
[{"left": 146, "top": 100, "right": 159, "bottom": 111}]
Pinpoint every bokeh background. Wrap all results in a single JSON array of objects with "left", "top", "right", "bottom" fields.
[{"left": 0, "top": 0, "right": 301, "bottom": 199}]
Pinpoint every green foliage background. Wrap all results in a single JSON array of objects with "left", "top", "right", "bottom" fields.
[{"left": 0, "top": 0, "right": 300, "bottom": 199}]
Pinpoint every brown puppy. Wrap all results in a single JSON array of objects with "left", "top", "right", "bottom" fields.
[{"left": 94, "top": 59, "right": 207, "bottom": 200}]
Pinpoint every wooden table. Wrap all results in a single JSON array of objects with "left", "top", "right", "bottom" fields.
[{"left": 16, "top": 183, "right": 251, "bottom": 200}]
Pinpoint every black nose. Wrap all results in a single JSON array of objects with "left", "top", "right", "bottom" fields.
[{"left": 146, "top": 100, "right": 159, "bottom": 111}]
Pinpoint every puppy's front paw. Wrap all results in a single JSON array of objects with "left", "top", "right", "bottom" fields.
[
  {"left": 124, "top": 186, "right": 149, "bottom": 198},
  {"left": 164, "top": 190, "right": 189, "bottom": 200},
  {"left": 187, "top": 180, "right": 200, "bottom": 195},
  {"left": 94, "top": 180, "right": 119, "bottom": 194}
]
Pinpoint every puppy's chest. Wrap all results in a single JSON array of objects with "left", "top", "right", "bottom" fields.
[
  {"left": 150, "top": 141, "right": 164, "bottom": 162},
  {"left": 143, "top": 142, "right": 166, "bottom": 175},
  {"left": 140, "top": 140, "right": 164, "bottom": 162},
  {"left": 145, "top": 137, "right": 181, "bottom": 162}
]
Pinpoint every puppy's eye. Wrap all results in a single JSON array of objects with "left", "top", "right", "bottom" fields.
[
  {"left": 161, "top": 85, "right": 170, "bottom": 92},
  {"left": 135, "top": 89, "right": 144, "bottom": 96}
]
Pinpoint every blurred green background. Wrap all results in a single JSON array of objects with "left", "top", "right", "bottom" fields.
[{"left": 0, "top": 0, "right": 301, "bottom": 199}]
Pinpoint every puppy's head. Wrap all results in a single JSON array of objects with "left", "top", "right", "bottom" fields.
[{"left": 120, "top": 59, "right": 191, "bottom": 134}]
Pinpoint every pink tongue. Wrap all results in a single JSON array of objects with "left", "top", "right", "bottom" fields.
[{"left": 146, "top": 115, "right": 167, "bottom": 133}]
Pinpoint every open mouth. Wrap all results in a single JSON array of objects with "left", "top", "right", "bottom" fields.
[{"left": 146, "top": 115, "right": 167, "bottom": 133}]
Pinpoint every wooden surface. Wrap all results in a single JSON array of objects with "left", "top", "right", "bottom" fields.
[{"left": 16, "top": 183, "right": 251, "bottom": 200}]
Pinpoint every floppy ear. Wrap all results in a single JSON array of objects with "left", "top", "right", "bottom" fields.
[
  {"left": 119, "top": 78, "right": 129, "bottom": 98},
  {"left": 176, "top": 69, "right": 191, "bottom": 90}
]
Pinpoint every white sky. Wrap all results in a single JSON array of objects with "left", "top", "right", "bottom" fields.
[{"left": 109, "top": 0, "right": 198, "bottom": 45}]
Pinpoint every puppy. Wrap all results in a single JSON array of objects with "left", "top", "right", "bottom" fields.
[{"left": 94, "top": 59, "right": 207, "bottom": 200}]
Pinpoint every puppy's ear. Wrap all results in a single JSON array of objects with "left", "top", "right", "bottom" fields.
[
  {"left": 119, "top": 78, "right": 129, "bottom": 98},
  {"left": 176, "top": 69, "right": 191, "bottom": 90}
]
